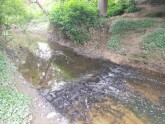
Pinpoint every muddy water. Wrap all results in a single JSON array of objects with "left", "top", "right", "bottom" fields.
[{"left": 18, "top": 42, "right": 165, "bottom": 124}]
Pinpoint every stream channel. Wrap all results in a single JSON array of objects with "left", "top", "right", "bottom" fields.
[{"left": 17, "top": 41, "right": 165, "bottom": 124}]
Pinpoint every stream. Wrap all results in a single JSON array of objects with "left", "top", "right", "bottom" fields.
[{"left": 17, "top": 41, "right": 165, "bottom": 124}]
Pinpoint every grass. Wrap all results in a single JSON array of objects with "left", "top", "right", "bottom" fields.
[
  {"left": 110, "top": 19, "right": 155, "bottom": 34},
  {"left": 141, "top": 28, "right": 165, "bottom": 55}
]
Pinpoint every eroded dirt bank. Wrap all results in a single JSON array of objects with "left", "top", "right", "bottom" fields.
[{"left": 50, "top": 4, "right": 165, "bottom": 75}]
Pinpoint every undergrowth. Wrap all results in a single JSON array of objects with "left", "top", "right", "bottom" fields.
[
  {"left": 108, "top": 19, "right": 155, "bottom": 51},
  {"left": 0, "top": 87, "right": 31, "bottom": 124},
  {"left": 0, "top": 53, "right": 15, "bottom": 86},
  {"left": 110, "top": 19, "right": 155, "bottom": 34},
  {"left": 141, "top": 28, "right": 165, "bottom": 55},
  {"left": 50, "top": 0, "right": 101, "bottom": 44},
  {"left": 108, "top": 0, "right": 139, "bottom": 16},
  {"left": 0, "top": 53, "right": 31, "bottom": 124},
  {"left": 108, "top": 35, "right": 121, "bottom": 50}
]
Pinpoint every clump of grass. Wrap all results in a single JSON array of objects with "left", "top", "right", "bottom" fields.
[
  {"left": 110, "top": 19, "right": 155, "bottom": 34},
  {"left": 141, "top": 28, "right": 165, "bottom": 54},
  {"left": 0, "top": 87, "right": 31, "bottom": 124}
]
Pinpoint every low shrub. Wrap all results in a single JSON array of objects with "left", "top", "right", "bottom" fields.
[
  {"left": 141, "top": 28, "right": 165, "bottom": 54},
  {"left": 108, "top": 0, "right": 139, "bottom": 17}
]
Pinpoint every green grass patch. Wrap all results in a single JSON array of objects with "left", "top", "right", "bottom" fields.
[
  {"left": 0, "top": 87, "right": 31, "bottom": 124},
  {"left": 141, "top": 28, "right": 165, "bottom": 54},
  {"left": 110, "top": 19, "right": 155, "bottom": 34}
]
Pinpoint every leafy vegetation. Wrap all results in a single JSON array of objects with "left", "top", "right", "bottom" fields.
[
  {"left": 0, "top": 87, "right": 31, "bottom": 124},
  {"left": 0, "top": 53, "right": 31, "bottom": 124},
  {"left": 0, "top": 0, "right": 27, "bottom": 25},
  {"left": 108, "top": 0, "right": 139, "bottom": 16},
  {"left": 0, "top": 53, "right": 15, "bottom": 86},
  {"left": 108, "top": 19, "right": 155, "bottom": 51},
  {"left": 141, "top": 28, "right": 165, "bottom": 54},
  {"left": 50, "top": 0, "right": 101, "bottom": 44},
  {"left": 110, "top": 19, "right": 155, "bottom": 34},
  {"left": 50, "top": 0, "right": 140, "bottom": 44},
  {"left": 108, "top": 35, "right": 121, "bottom": 50}
]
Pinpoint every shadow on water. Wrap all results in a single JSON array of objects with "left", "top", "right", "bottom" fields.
[{"left": 18, "top": 42, "right": 165, "bottom": 124}]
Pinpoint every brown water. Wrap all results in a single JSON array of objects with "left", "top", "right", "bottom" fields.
[{"left": 18, "top": 42, "right": 165, "bottom": 124}]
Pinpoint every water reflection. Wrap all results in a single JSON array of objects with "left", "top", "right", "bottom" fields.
[{"left": 18, "top": 42, "right": 165, "bottom": 124}]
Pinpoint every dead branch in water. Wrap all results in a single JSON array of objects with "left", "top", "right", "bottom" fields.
[{"left": 39, "top": 51, "right": 73, "bottom": 87}]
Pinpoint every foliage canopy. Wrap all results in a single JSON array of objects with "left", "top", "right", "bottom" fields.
[{"left": 0, "top": 0, "right": 27, "bottom": 25}]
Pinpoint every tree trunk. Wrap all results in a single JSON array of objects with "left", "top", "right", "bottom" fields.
[{"left": 98, "top": 0, "right": 108, "bottom": 16}]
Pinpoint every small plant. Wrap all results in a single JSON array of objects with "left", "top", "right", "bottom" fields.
[{"left": 141, "top": 28, "right": 165, "bottom": 54}]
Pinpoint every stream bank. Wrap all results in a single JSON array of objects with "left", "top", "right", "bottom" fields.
[
  {"left": 7, "top": 21, "right": 165, "bottom": 124},
  {"left": 49, "top": 4, "right": 165, "bottom": 75}
]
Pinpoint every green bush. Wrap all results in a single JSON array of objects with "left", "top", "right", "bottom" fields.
[
  {"left": 125, "top": 0, "right": 139, "bottom": 13},
  {"left": 50, "top": 0, "right": 99, "bottom": 44},
  {"left": 0, "top": 0, "right": 27, "bottom": 25},
  {"left": 107, "top": 0, "right": 139, "bottom": 17},
  {"left": 110, "top": 19, "right": 155, "bottom": 34},
  {"left": 141, "top": 28, "right": 165, "bottom": 54}
]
